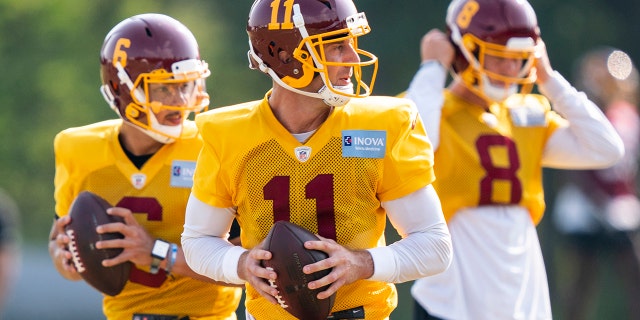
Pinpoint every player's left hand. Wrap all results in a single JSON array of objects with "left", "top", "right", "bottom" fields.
[
  {"left": 534, "top": 39, "right": 554, "bottom": 84},
  {"left": 95, "top": 207, "right": 155, "bottom": 267},
  {"left": 237, "top": 245, "right": 280, "bottom": 304},
  {"left": 302, "top": 236, "right": 374, "bottom": 300}
]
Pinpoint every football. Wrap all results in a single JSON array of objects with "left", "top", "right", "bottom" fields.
[
  {"left": 261, "top": 221, "right": 335, "bottom": 320},
  {"left": 64, "top": 191, "right": 131, "bottom": 296}
]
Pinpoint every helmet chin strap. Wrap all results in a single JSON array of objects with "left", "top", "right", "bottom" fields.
[
  {"left": 248, "top": 48, "right": 352, "bottom": 107},
  {"left": 147, "top": 111, "right": 182, "bottom": 143},
  {"left": 125, "top": 111, "right": 180, "bottom": 144},
  {"left": 318, "top": 83, "right": 353, "bottom": 107},
  {"left": 480, "top": 75, "right": 518, "bottom": 103}
]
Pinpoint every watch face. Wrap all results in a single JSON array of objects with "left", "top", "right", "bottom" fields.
[{"left": 152, "top": 240, "right": 171, "bottom": 258}]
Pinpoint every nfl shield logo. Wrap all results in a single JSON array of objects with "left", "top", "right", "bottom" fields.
[
  {"left": 131, "top": 173, "right": 147, "bottom": 189},
  {"left": 294, "top": 146, "right": 312, "bottom": 163}
]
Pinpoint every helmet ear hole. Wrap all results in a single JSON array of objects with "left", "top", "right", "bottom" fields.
[{"left": 278, "top": 50, "right": 292, "bottom": 64}]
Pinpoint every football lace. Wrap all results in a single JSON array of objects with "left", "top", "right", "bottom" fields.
[
  {"left": 65, "top": 229, "right": 86, "bottom": 273},
  {"left": 266, "top": 267, "right": 288, "bottom": 309}
]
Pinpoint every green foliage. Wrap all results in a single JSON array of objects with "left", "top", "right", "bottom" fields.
[
  {"left": 0, "top": 0, "right": 266, "bottom": 240},
  {"left": 0, "top": 0, "right": 638, "bottom": 318}
]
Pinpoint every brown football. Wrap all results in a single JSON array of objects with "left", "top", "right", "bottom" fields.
[
  {"left": 261, "top": 220, "right": 335, "bottom": 320},
  {"left": 64, "top": 191, "right": 131, "bottom": 296}
]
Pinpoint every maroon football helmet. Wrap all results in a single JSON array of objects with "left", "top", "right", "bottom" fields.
[
  {"left": 247, "top": 0, "right": 378, "bottom": 107},
  {"left": 100, "top": 13, "right": 210, "bottom": 143},
  {"left": 447, "top": 0, "right": 541, "bottom": 102}
]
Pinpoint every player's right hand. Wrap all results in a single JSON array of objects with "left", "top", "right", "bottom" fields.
[
  {"left": 420, "top": 29, "right": 455, "bottom": 68},
  {"left": 237, "top": 246, "right": 279, "bottom": 305},
  {"left": 49, "top": 215, "right": 82, "bottom": 280},
  {"left": 95, "top": 207, "right": 154, "bottom": 268}
]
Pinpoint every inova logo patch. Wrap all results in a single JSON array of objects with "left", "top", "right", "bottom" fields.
[
  {"left": 342, "top": 130, "right": 386, "bottom": 158},
  {"left": 171, "top": 160, "right": 196, "bottom": 188}
]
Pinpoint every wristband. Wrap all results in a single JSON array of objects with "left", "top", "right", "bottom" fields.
[{"left": 165, "top": 243, "right": 178, "bottom": 275}]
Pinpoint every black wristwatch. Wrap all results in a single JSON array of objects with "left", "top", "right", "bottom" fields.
[{"left": 150, "top": 239, "right": 171, "bottom": 274}]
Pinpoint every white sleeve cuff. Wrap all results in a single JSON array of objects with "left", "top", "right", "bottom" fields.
[
  {"left": 222, "top": 245, "right": 248, "bottom": 284},
  {"left": 366, "top": 246, "right": 397, "bottom": 282}
]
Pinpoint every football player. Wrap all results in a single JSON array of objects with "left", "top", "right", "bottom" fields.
[
  {"left": 404, "top": 0, "right": 625, "bottom": 319},
  {"left": 48, "top": 14, "right": 242, "bottom": 320},
  {"left": 181, "top": 0, "right": 452, "bottom": 319}
]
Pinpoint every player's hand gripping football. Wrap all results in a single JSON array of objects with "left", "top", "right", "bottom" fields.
[
  {"left": 302, "top": 235, "right": 374, "bottom": 300},
  {"left": 49, "top": 215, "right": 83, "bottom": 280},
  {"left": 94, "top": 207, "right": 155, "bottom": 268},
  {"left": 237, "top": 244, "right": 280, "bottom": 304},
  {"left": 237, "top": 230, "right": 374, "bottom": 304}
]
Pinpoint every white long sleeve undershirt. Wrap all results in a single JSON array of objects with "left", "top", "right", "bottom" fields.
[
  {"left": 181, "top": 185, "right": 452, "bottom": 285},
  {"left": 405, "top": 60, "right": 624, "bottom": 169}
]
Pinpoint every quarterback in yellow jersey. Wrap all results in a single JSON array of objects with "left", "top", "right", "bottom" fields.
[
  {"left": 405, "top": 1, "right": 624, "bottom": 320},
  {"left": 182, "top": 1, "right": 452, "bottom": 319},
  {"left": 48, "top": 14, "right": 241, "bottom": 320}
]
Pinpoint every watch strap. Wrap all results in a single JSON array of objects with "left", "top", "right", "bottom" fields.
[{"left": 150, "top": 257, "right": 162, "bottom": 274}]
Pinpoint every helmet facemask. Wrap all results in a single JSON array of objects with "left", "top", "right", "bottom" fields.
[
  {"left": 99, "top": 14, "right": 210, "bottom": 144},
  {"left": 453, "top": 29, "right": 538, "bottom": 103},
  {"left": 446, "top": 0, "right": 541, "bottom": 104},
  {"left": 248, "top": 4, "right": 378, "bottom": 107},
  {"left": 294, "top": 11, "right": 377, "bottom": 103},
  {"left": 102, "top": 59, "right": 210, "bottom": 143}
]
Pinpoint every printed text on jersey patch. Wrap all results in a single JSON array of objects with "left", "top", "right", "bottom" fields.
[{"left": 342, "top": 130, "right": 386, "bottom": 158}]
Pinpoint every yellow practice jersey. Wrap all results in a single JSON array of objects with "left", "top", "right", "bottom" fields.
[
  {"left": 193, "top": 93, "right": 435, "bottom": 319},
  {"left": 54, "top": 119, "right": 241, "bottom": 320},
  {"left": 434, "top": 92, "right": 566, "bottom": 224}
]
